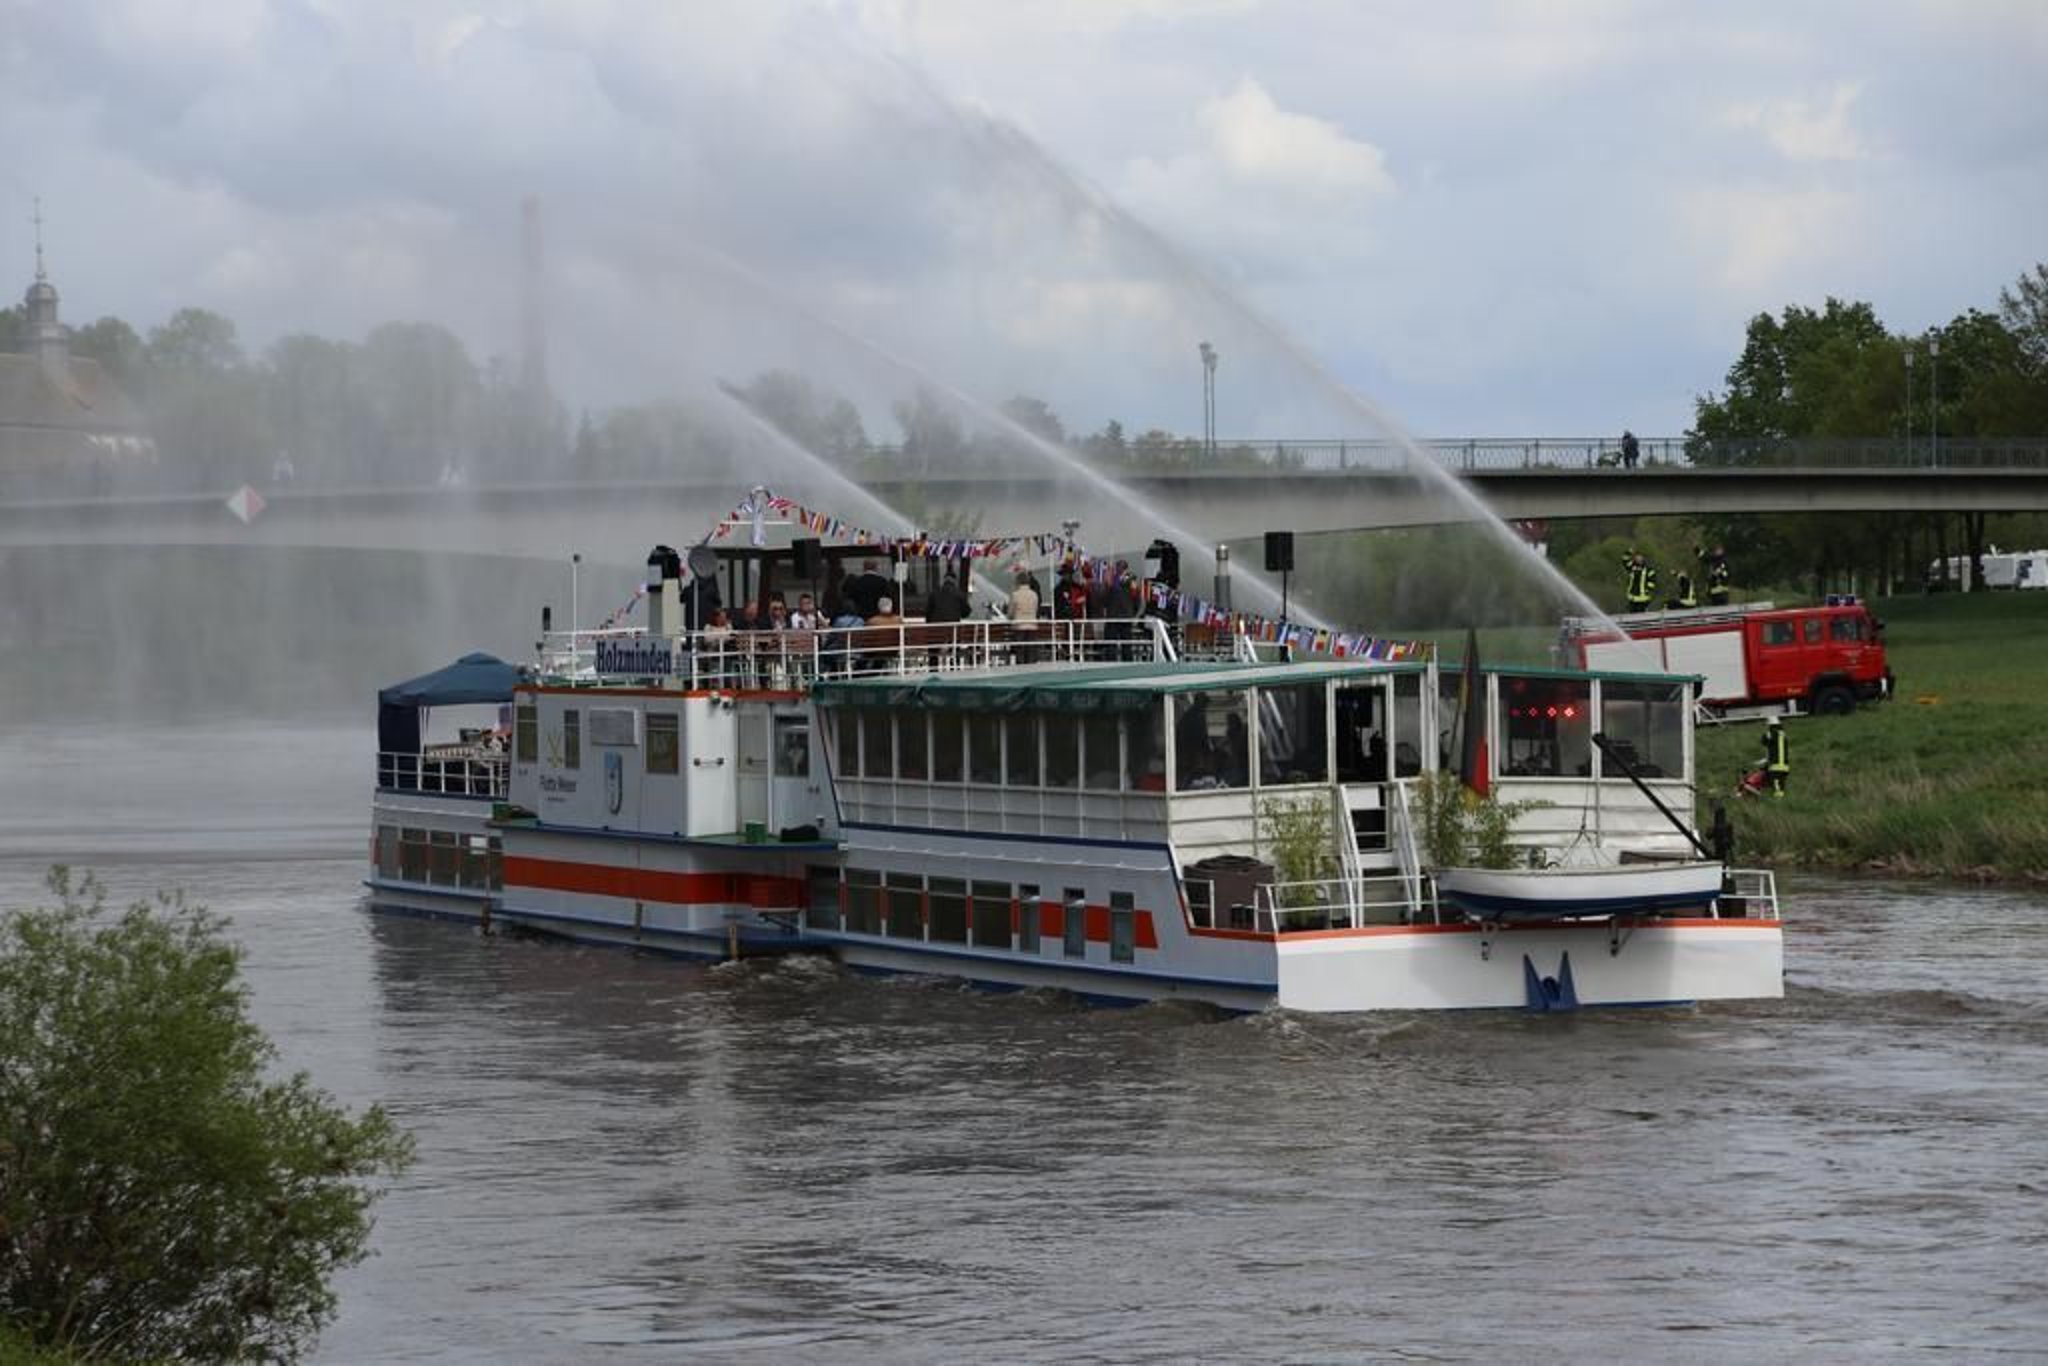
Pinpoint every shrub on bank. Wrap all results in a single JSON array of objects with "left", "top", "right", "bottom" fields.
[{"left": 0, "top": 869, "right": 413, "bottom": 1361}]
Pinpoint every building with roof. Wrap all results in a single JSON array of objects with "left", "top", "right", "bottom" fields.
[{"left": 1, "top": 213, "right": 154, "bottom": 488}]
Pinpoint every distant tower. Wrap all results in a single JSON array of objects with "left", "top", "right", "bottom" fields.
[
  {"left": 24, "top": 198, "right": 67, "bottom": 373},
  {"left": 519, "top": 195, "right": 548, "bottom": 397}
]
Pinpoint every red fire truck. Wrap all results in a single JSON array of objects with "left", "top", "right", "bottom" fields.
[{"left": 1564, "top": 599, "right": 1893, "bottom": 717}]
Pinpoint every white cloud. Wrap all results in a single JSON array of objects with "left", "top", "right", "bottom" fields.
[
  {"left": 1199, "top": 77, "right": 1394, "bottom": 194},
  {"left": 1724, "top": 83, "right": 1873, "bottom": 163}
]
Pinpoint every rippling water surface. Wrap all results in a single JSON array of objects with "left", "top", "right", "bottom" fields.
[{"left": 5, "top": 724, "right": 2046, "bottom": 1361}]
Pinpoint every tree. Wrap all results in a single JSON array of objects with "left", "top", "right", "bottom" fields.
[
  {"left": 997, "top": 394, "right": 1066, "bottom": 444},
  {"left": 69, "top": 316, "right": 147, "bottom": 394},
  {"left": 0, "top": 869, "right": 412, "bottom": 1362},
  {"left": 1999, "top": 262, "right": 2048, "bottom": 373}
]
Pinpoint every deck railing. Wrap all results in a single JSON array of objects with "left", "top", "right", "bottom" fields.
[
  {"left": 377, "top": 749, "right": 508, "bottom": 799},
  {"left": 539, "top": 616, "right": 1175, "bottom": 687}
]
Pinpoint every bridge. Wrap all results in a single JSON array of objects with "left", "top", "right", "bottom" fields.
[{"left": 4, "top": 437, "right": 2044, "bottom": 565}]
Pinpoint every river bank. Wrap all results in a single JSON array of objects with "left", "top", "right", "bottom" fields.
[{"left": 1693, "top": 592, "right": 2048, "bottom": 883}]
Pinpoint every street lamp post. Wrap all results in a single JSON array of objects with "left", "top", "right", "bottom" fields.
[
  {"left": 1903, "top": 347, "right": 1915, "bottom": 463},
  {"left": 1928, "top": 334, "right": 1941, "bottom": 467},
  {"left": 1198, "top": 341, "right": 1218, "bottom": 461}
]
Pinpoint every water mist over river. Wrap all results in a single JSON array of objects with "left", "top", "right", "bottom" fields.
[{"left": 3, "top": 724, "right": 2044, "bottom": 1360}]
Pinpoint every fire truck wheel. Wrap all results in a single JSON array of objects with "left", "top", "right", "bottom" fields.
[{"left": 1812, "top": 685, "right": 1856, "bottom": 716}]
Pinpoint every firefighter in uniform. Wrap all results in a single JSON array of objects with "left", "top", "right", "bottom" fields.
[
  {"left": 1623, "top": 551, "right": 1658, "bottom": 610},
  {"left": 1700, "top": 545, "right": 1732, "bottom": 606},
  {"left": 1669, "top": 570, "right": 1697, "bottom": 610},
  {"left": 1762, "top": 717, "right": 1790, "bottom": 797}
]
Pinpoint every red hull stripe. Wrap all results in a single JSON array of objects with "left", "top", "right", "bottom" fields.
[{"left": 505, "top": 856, "right": 802, "bottom": 909}]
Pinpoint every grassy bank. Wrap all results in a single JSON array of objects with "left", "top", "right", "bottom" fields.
[{"left": 1693, "top": 592, "right": 2048, "bottom": 883}]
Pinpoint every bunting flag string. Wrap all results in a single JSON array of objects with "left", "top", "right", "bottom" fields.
[{"left": 692, "top": 486, "right": 1434, "bottom": 661}]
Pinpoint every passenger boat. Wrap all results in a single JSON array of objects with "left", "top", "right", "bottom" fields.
[{"left": 367, "top": 500, "right": 1783, "bottom": 1013}]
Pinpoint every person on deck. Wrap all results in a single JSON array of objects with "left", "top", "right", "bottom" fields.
[
  {"left": 927, "top": 573, "right": 970, "bottom": 624},
  {"left": 1008, "top": 570, "right": 1041, "bottom": 623},
  {"left": 846, "top": 559, "right": 891, "bottom": 620},
  {"left": 1762, "top": 717, "right": 1790, "bottom": 797},
  {"left": 789, "top": 593, "right": 822, "bottom": 630},
  {"left": 1623, "top": 551, "right": 1658, "bottom": 610},
  {"left": 867, "top": 596, "right": 904, "bottom": 627}
]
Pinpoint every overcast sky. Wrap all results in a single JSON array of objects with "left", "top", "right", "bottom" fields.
[{"left": 4, "top": 0, "right": 2044, "bottom": 439}]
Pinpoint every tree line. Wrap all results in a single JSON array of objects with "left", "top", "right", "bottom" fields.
[{"left": 1675, "top": 263, "right": 2048, "bottom": 595}]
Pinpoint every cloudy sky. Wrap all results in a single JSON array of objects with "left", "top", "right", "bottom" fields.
[{"left": 4, "top": 0, "right": 2044, "bottom": 439}]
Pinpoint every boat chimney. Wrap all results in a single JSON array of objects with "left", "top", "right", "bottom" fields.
[
  {"left": 1213, "top": 542, "right": 1233, "bottom": 613},
  {"left": 645, "top": 545, "right": 683, "bottom": 636}
]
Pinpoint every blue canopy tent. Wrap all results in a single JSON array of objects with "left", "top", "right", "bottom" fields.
[{"left": 377, "top": 653, "right": 523, "bottom": 788}]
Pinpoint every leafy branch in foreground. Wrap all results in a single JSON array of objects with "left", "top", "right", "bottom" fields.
[{"left": 0, "top": 868, "right": 413, "bottom": 1363}]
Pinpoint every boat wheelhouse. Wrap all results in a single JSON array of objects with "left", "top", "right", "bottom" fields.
[{"left": 367, "top": 517, "right": 1782, "bottom": 1013}]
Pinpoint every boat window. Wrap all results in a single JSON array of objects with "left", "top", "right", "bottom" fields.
[
  {"left": 967, "top": 713, "right": 1002, "bottom": 785},
  {"left": 898, "top": 713, "right": 928, "bottom": 782},
  {"left": 1599, "top": 681, "right": 1686, "bottom": 779},
  {"left": 562, "top": 709, "right": 581, "bottom": 769},
  {"left": 1018, "top": 883, "right": 1042, "bottom": 953},
  {"left": 1391, "top": 673, "right": 1424, "bottom": 777},
  {"left": 805, "top": 866, "right": 840, "bottom": 931},
  {"left": 931, "top": 710, "right": 963, "bottom": 783},
  {"left": 1005, "top": 712, "right": 1040, "bottom": 787},
  {"left": 376, "top": 824, "right": 400, "bottom": 878},
  {"left": 846, "top": 868, "right": 882, "bottom": 934},
  {"left": 1804, "top": 617, "right": 1825, "bottom": 643},
  {"left": 1257, "top": 684, "right": 1329, "bottom": 787},
  {"left": 1761, "top": 621, "right": 1796, "bottom": 646},
  {"left": 861, "top": 709, "right": 891, "bottom": 779},
  {"left": 1044, "top": 714, "right": 1080, "bottom": 789},
  {"left": 1336, "top": 682, "right": 1389, "bottom": 784},
  {"left": 1497, "top": 676, "right": 1592, "bottom": 778},
  {"left": 886, "top": 872, "right": 923, "bottom": 938},
  {"left": 400, "top": 828, "right": 428, "bottom": 881},
  {"left": 515, "top": 704, "right": 538, "bottom": 763},
  {"left": 1173, "top": 692, "right": 1250, "bottom": 790},
  {"left": 1126, "top": 703, "right": 1165, "bottom": 791},
  {"left": 429, "top": 830, "right": 458, "bottom": 885},
  {"left": 1063, "top": 888, "right": 1087, "bottom": 958},
  {"left": 461, "top": 835, "right": 492, "bottom": 888},
  {"left": 972, "top": 881, "right": 1011, "bottom": 949},
  {"left": 486, "top": 836, "right": 502, "bottom": 890},
  {"left": 774, "top": 716, "right": 809, "bottom": 777},
  {"left": 928, "top": 877, "right": 968, "bottom": 943},
  {"left": 1110, "top": 892, "right": 1136, "bottom": 964},
  {"left": 1083, "top": 714, "right": 1121, "bottom": 790},
  {"left": 646, "top": 713, "right": 680, "bottom": 775},
  {"left": 1831, "top": 616, "right": 1864, "bottom": 642}
]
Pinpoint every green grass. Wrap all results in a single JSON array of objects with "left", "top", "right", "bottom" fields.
[{"left": 1693, "top": 592, "right": 2048, "bottom": 883}]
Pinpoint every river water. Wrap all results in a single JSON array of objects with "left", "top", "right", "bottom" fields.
[{"left": 5, "top": 722, "right": 2046, "bottom": 1361}]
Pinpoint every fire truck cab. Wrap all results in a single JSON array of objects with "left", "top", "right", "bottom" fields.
[{"left": 1565, "top": 599, "right": 1892, "bottom": 717}]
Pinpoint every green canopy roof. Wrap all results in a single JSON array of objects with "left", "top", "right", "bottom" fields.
[{"left": 812, "top": 658, "right": 1427, "bottom": 713}]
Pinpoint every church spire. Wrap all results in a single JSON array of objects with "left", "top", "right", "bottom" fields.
[{"left": 33, "top": 197, "right": 46, "bottom": 282}]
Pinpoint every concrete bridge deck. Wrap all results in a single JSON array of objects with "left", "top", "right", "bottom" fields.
[{"left": 4, "top": 439, "right": 2045, "bottom": 563}]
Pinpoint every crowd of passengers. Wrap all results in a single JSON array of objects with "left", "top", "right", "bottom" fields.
[{"left": 685, "top": 556, "right": 1149, "bottom": 635}]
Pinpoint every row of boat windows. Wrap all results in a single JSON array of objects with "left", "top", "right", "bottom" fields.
[
  {"left": 376, "top": 825, "right": 503, "bottom": 890},
  {"left": 510, "top": 708, "right": 812, "bottom": 780},
  {"left": 829, "top": 675, "right": 1688, "bottom": 790},
  {"left": 804, "top": 867, "right": 1141, "bottom": 963}
]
